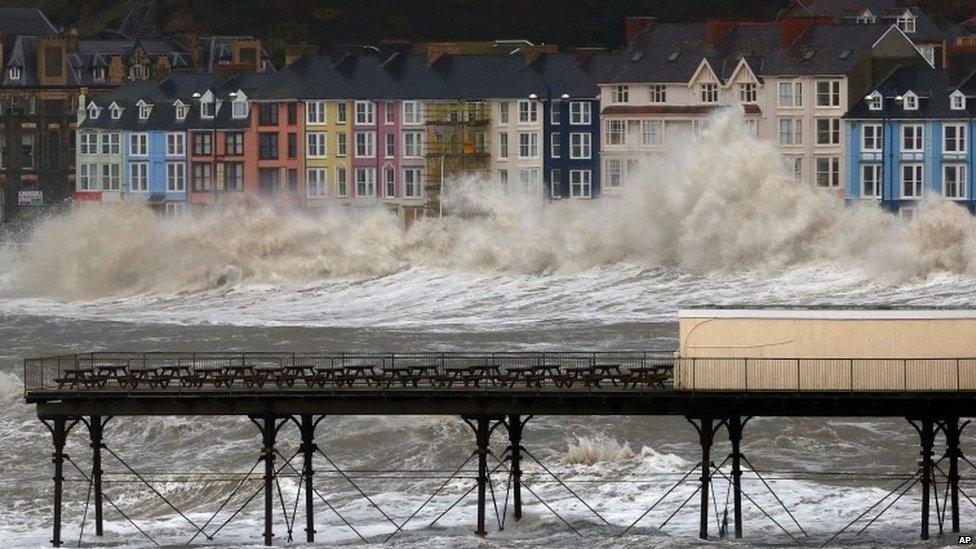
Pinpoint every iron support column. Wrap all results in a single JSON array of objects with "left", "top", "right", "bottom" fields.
[
  {"left": 299, "top": 415, "right": 317, "bottom": 543},
  {"left": 50, "top": 418, "right": 68, "bottom": 547},
  {"left": 946, "top": 418, "right": 961, "bottom": 534},
  {"left": 920, "top": 419, "right": 934, "bottom": 540},
  {"left": 475, "top": 417, "right": 491, "bottom": 536},
  {"left": 728, "top": 416, "right": 744, "bottom": 539},
  {"left": 507, "top": 414, "right": 524, "bottom": 522},
  {"left": 88, "top": 416, "right": 105, "bottom": 537},
  {"left": 259, "top": 416, "right": 278, "bottom": 546},
  {"left": 697, "top": 417, "right": 714, "bottom": 540}
]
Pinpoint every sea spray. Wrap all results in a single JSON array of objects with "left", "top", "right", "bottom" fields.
[{"left": 9, "top": 108, "right": 976, "bottom": 301}]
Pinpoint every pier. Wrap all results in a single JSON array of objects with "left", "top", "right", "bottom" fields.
[{"left": 23, "top": 351, "right": 976, "bottom": 545}]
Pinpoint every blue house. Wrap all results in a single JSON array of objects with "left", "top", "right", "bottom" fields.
[
  {"left": 545, "top": 96, "right": 602, "bottom": 199},
  {"left": 845, "top": 66, "right": 975, "bottom": 216}
]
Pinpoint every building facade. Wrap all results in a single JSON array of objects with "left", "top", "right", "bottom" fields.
[{"left": 845, "top": 66, "right": 975, "bottom": 215}]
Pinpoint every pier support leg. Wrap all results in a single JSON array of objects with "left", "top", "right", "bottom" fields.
[
  {"left": 945, "top": 418, "right": 961, "bottom": 534},
  {"left": 88, "top": 416, "right": 106, "bottom": 537},
  {"left": 47, "top": 418, "right": 69, "bottom": 547},
  {"left": 920, "top": 419, "right": 935, "bottom": 540},
  {"left": 299, "top": 415, "right": 317, "bottom": 543},
  {"left": 728, "top": 416, "right": 744, "bottom": 539},
  {"left": 507, "top": 414, "right": 524, "bottom": 522},
  {"left": 254, "top": 415, "right": 279, "bottom": 546},
  {"left": 475, "top": 417, "right": 490, "bottom": 536},
  {"left": 693, "top": 417, "right": 715, "bottom": 540}
]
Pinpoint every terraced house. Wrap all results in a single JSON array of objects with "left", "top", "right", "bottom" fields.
[
  {"left": 599, "top": 16, "right": 926, "bottom": 193},
  {"left": 845, "top": 66, "right": 976, "bottom": 216}
]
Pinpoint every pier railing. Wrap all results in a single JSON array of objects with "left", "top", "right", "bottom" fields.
[
  {"left": 23, "top": 351, "right": 675, "bottom": 395},
  {"left": 24, "top": 353, "right": 976, "bottom": 396}
]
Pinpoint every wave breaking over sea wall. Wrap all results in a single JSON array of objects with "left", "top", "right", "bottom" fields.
[{"left": 7, "top": 109, "right": 976, "bottom": 302}]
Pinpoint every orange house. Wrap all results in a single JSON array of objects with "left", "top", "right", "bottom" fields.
[{"left": 245, "top": 101, "right": 304, "bottom": 204}]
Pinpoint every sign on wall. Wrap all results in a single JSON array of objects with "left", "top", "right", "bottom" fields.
[{"left": 18, "top": 190, "right": 43, "bottom": 206}]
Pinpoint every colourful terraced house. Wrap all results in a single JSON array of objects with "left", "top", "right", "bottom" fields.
[
  {"left": 302, "top": 99, "right": 351, "bottom": 207},
  {"left": 845, "top": 66, "right": 976, "bottom": 216}
]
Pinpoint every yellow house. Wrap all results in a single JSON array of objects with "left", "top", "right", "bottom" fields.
[{"left": 303, "top": 100, "right": 352, "bottom": 207}]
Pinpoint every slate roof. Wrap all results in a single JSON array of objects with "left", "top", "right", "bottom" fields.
[
  {"left": 81, "top": 74, "right": 250, "bottom": 131},
  {"left": 0, "top": 8, "right": 57, "bottom": 63},
  {"left": 3, "top": 36, "right": 194, "bottom": 88},
  {"left": 783, "top": 0, "right": 948, "bottom": 42},
  {"left": 225, "top": 51, "right": 616, "bottom": 101},
  {"left": 195, "top": 36, "right": 276, "bottom": 73},
  {"left": 604, "top": 22, "right": 895, "bottom": 84},
  {"left": 845, "top": 65, "right": 976, "bottom": 119}
]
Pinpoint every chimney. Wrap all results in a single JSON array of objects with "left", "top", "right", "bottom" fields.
[
  {"left": 947, "top": 45, "right": 976, "bottom": 87},
  {"left": 524, "top": 44, "right": 557, "bottom": 64},
  {"left": 705, "top": 19, "right": 741, "bottom": 48},
  {"left": 624, "top": 16, "right": 656, "bottom": 43},
  {"left": 285, "top": 44, "right": 320, "bottom": 67},
  {"left": 572, "top": 46, "right": 606, "bottom": 65},
  {"left": 426, "top": 42, "right": 460, "bottom": 66},
  {"left": 66, "top": 28, "right": 79, "bottom": 53},
  {"left": 779, "top": 16, "right": 830, "bottom": 49}
]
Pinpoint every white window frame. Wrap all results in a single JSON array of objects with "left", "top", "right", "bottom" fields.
[
  {"left": 166, "top": 132, "right": 185, "bottom": 157},
  {"left": 570, "top": 133, "right": 591, "bottom": 159},
  {"left": 201, "top": 100, "right": 215, "bottom": 119},
  {"left": 611, "top": 85, "right": 629, "bottom": 104},
  {"left": 384, "top": 166, "right": 396, "bottom": 197},
  {"left": 403, "top": 131, "right": 422, "bottom": 158},
  {"left": 550, "top": 101, "right": 561, "bottom": 125},
  {"left": 903, "top": 92, "right": 918, "bottom": 111},
  {"left": 306, "top": 132, "right": 327, "bottom": 158},
  {"left": 950, "top": 92, "right": 966, "bottom": 111},
  {"left": 902, "top": 124, "right": 923, "bottom": 152},
  {"left": 605, "top": 120, "right": 627, "bottom": 146},
  {"left": 100, "top": 133, "right": 121, "bottom": 155},
  {"left": 815, "top": 118, "right": 840, "bottom": 146},
  {"left": 100, "top": 163, "right": 121, "bottom": 190},
  {"left": 384, "top": 101, "right": 395, "bottom": 125},
  {"left": 944, "top": 164, "right": 968, "bottom": 200},
  {"left": 498, "top": 101, "right": 509, "bottom": 124},
  {"left": 550, "top": 133, "right": 561, "bottom": 159},
  {"left": 518, "top": 132, "right": 538, "bottom": 158},
  {"left": 80, "top": 133, "right": 98, "bottom": 155},
  {"left": 641, "top": 120, "right": 663, "bottom": 147},
  {"left": 175, "top": 102, "right": 188, "bottom": 120},
  {"left": 569, "top": 170, "right": 592, "bottom": 198},
  {"left": 336, "top": 133, "right": 347, "bottom": 157},
  {"left": 862, "top": 123, "right": 883, "bottom": 152},
  {"left": 129, "top": 162, "right": 148, "bottom": 192},
  {"left": 517, "top": 100, "right": 538, "bottom": 124},
  {"left": 943, "top": 123, "right": 967, "bottom": 154},
  {"left": 901, "top": 163, "right": 923, "bottom": 198},
  {"left": 867, "top": 92, "right": 882, "bottom": 111},
  {"left": 699, "top": 83, "right": 718, "bottom": 104},
  {"left": 778, "top": 81, "right": 803, "bottom": 108},
  {"left": 354, "top": 101, "right": 375, "bottom": 125},
  {"left": 306, "top": 168, "right": 327, "bottom": 197},
  {"left": 335, "top": 166, "right": 348, "bottom": 197},
  {"left": 403, "top": 167, "right": 422, "bottom": 198},
  {"left": 815, "top": 80, "right": 841, "bottom": 108},
  {"left": 738, "top": 83, "right": 757, "bottom": 103},
  {"left": 605, "top": 159, "right": 622, "bottom": 189},
  {"left": 384, "top": 133, "right": 395, "bottom": 158},
  {"left": 9, "top": 66, "right": 21, "bottom": 80},
  {"left": 306, "top": 101, "right": 327, "bottom": 124},
  {"left": 129, "top": 133, "right": 148, "bottom": 157},
  {"left": 569, "top": 102, "right": 591, "bottom": 125},
  {"left": 897, "top": 14, "right": 916, "bottom": 33},
  {"left": 648, "top": 85, "right": 666, "bottom": 104},
  {"left": 354, "top": 131, "right": 375, "bottom": 158},
  {"left": 498, "top": 132, "right": 509, "bottom": 159},
  {"left": 336, "top": 103, "right": 348, "bottom": 124},
  {"left": 779, "top": 118, "right": 803, "bottom": 146},
  {"left": 861, "top": 163, "right": 881, "bottom": 198},
  {"left": 166, "top": 162, "right": 185, "bottom": 192},
  {"left": 138, "top": 102, "right": 152, "bottom": 120},
  {"left": 354, "top": 167, "right": 376, "bottom": 197},
  {"left": 815, "top": 157, "right": 840, "bottom": 188},
  {"left": 402, "top": 101, "right": 422, "bottom": 125}
]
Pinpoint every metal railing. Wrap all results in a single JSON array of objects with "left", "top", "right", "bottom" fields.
[
  {"left": 23, "top": 351, "right": 675, "bottom": 396},
  {"left": 678, "top": 357, "right": 976, "bottom": 392}
]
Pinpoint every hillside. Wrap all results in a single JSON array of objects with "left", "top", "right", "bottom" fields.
[{"left": 2, "top": 0, "right": 974, "bottom": 63}]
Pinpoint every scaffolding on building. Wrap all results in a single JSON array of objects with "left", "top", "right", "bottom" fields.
[{"left": 424, "top": 101, "right": 490, "bottom": 215}]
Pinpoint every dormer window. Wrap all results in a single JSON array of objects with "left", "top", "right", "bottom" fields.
[
  {"left": 129, "top": 64, "right": 148, "bottom": 81},
  {"left": 109, "top": 102, "right": 123, "bottom": 119},
  {"left": 855, "top": 10, "right": 876, "bottom": 24},
  {"left": 87, "top": 102, "right": 101, "bottom": 120},
  {"left": 231, "top": 90, "right": 248, "bottom": 119},
  {"left": 903, "top": 92, "right": 918, "bottom": 111},
  {"left": 867, "top": 91, "right": 882, "bottom": 111},
  {"left": 8, "top": 66, "right": 21, "bottom": 80},
  {"left": 950, "top": 91, "right": 966, "bottom": 111},
  {"left": 897, "top": 12, "right": 916, "bottom": 33},
  {"left": 92, "top": 67, "right": 105, "bottom": 81},
  {"left": 201, "top": 100, "right": 215, "bottom": 118},
  {"left": 137, "top": 100, "right": 152, "bottom": 120},
  {"left": 174, "top": 101, "right": 188, "bottom": 121}
]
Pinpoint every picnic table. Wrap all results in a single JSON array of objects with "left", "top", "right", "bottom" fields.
[
  {"left": 55, "top": 367, "right": 95, "bottom": 389},
  {"left": 562, "top": 364, "right": 624, "bottom": 387},
  {"left": 443, "top": 364, "right": 501, "bottom": 387},
  {"left": 343, "top": 364, "right": 379, "bottom": 387},
  {"left": 94, "top": 365, "right": 129, "bottom": 387},
  {"left": 503, "top": 365, "right": 560, "bottom": 388},
  {"left": 158, "top": 365, "right": 193, "bottom": 388},
  {"left": 626, "top": 364, "right": 672, "bottom": 388}
]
